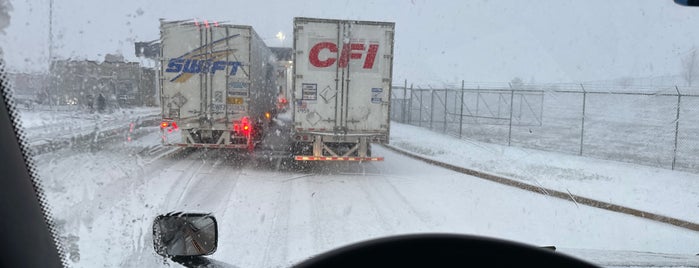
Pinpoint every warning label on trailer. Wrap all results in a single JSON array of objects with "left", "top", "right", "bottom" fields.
[
  {"left": 302, "top": 83, "right": 318, "bottom": 100},
  {"left": 371, "top": 88, "right": 383, "bottom": 103}
]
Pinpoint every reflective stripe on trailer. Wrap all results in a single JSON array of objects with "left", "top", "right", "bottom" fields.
[
  {"left": 294, "top": 156, "right": 384, "bottom": 161},
  {"left": 174, "top": 143, "right": 248, "bottom": 149}
]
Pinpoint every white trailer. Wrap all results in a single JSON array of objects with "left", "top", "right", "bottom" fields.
[
  {"left": 292, "top": 17, "right": 395, "bottom": 161},
  {"left": 159, "top": 20, "right": 278, "bottom": 151}
]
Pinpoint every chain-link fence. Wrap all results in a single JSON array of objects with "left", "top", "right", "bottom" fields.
[{"left": 391, "top": 81, "right": 699, "bottom": 173}]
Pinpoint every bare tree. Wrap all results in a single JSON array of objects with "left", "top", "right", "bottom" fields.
[
  {"left": 510, "top": 77, "right": 524, "bottom": 89},
  {"left": 682, "top": 48, "right": 698, "bottom": 86}
]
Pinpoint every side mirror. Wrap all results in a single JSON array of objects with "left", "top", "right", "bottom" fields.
[
  {"left": 675, "top": 0, "right": 699, "bottom": 6},
  {"left": 152, "top": 212, "right": 218, "bottom": 257}
]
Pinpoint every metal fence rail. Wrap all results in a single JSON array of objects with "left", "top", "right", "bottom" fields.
[{"left": 391, "top": 81, "right": 699, "bottom": 173}]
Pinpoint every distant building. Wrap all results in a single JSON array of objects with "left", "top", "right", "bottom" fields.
[
  {"left": 4, "top": 72, "right": 50, "bottom": 109},
  {"left": 49, "top": 55, "right": 156, "bottom": 108},
  {"left": 104, "top": 53, "right": 126, "bottom": 63},
  {"left": 6, "top": 72, "right": 50, "bottom": 100},
  {"left": 270, "top": 47, "right": 293, "bottom": 100},
  {"left": 135, "top": 40, "right": 160, "bottom": 59}
]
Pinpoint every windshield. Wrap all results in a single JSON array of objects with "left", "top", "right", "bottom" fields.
[{"left": 2, "top": 0, "right": 699, "bottom": 267}]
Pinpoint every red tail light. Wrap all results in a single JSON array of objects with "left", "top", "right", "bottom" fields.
[
  {"left": 233, "top": 116, "right": 252, "bottom": 136},
  {"left": 241, "top": 116, "right": 251, "bottom": 136}
]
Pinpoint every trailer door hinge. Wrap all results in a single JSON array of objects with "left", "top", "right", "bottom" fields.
[{"left": 296, "top": 75, "right": 303, "bottom": 79}]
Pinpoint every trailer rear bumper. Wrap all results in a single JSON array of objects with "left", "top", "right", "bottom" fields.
[
  {"left": 173, "top": 143, "right": 249, "bottom": 149},
  {"left": 292, "top": 132, "right": 386, "bottom": 161},
  {"left": 294, "top": 156, "right": 384, "bottom": 161},
  {"left": 164, "top": 128, "right": 256, "bottom": 151}
]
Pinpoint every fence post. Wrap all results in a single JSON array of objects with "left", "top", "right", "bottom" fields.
[
  {"left": 418, "top": 86, "right": 422, "bottom": 127},
  {"left": 539, "top": 90, "right": 545, "bottom": 126},
  {"left": 430, "top": 88, "right": 435, "bottom": 130},
  {"left": 408, "top": 84, "right": 413, "bottom": 125},
  {"left": 508, "top": 84, "right": 514, "bottom": 146},
  {"left": 402, "top": 79, "right": 407, "bottom": 123},
  {"left": 475, "top": 85, "right": 480, "bottom": 124},
  {"left": 672, "top": 86, "right": 681, "bottom": 170},
  {"left": 459, "top": 80, "right": 464, "bottom": 138},
  {"left": 443, "top": 89, "right": 448, "bottom": 133},
  {"left": 518, "top": 93, "right": 524, "bottom": 122},
  {"left": 579, "top": 84, "right": 586, "bottom": 156}
]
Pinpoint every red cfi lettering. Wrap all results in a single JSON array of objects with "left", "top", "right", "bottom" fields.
[
  {"left": 309, "top": 42, "right": 379, "bottom": 69},
  {"left": 338, "top": 43, "right": 365, "bottom": 68},
  {"left": 309, "top": 42, "right": 337, "bottom": 67},
  {"left": 363, "top": 44, "right": 379, "bottom": 69}
]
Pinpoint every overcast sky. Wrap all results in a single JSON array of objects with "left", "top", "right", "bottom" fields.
[{"left": 1, "top": 0, "right": 698, "bottom": 85}]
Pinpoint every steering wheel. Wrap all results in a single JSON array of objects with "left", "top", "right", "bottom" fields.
[{"left": 294, "top": 233, "right": 599, "bottom": 267}]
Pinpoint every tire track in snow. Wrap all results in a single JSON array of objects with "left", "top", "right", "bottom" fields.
[
  {"left": 353, "top": 163, "right": 395, "bottom": 232},
  {"left": 173, "top": 164, "right": 207, "bottom": 206},
  {"left": 60, "top": 148, "right": 203, "bottom": 231},
  {"left": 300, "top": 174, "right": 358, "bottom": 253},
  {"left": 282, "top": 177, "right": 316, "bottom": 265},
  {"left": 166, "top": 150, "right": 241, "bottom": 210},
  {"left": 160, "top": 150, "right": 211, "bottom": 210},
  {"left": 307, "top": 175, "right": 338, "bottom": 254},
  {"left": 118, "top": 149, "right": 236, "bottom": 267},
  {"left": 306, "top": 163, "right": 395, "bottom": 254},
  {"left": 364, "top": 162, "right": 432, "bottom": 227},
  {"left": 208, "top": 152, "right": 261, "bottom": 218},
  {"left": 45, "top": 146, "right": 204, "bottom": 267},
  {"left": 260, "top": 177, "right": 292, "bottom": 268},
  {"left": 354, "top": 175, "right": 397, "bottom": 233}
]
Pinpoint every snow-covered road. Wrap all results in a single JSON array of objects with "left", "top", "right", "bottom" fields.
[{"left": 34, "top": 132, "right": 699, "bottom": 267}]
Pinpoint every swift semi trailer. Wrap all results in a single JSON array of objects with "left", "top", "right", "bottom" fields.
[
  {"left": 292, "top": 17, "right": 395, "bottom": 161},
  {"left": 159, "top": 20, "right": 278, "bottom": 151}
]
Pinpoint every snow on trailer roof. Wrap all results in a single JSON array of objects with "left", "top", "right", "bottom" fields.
[
  {"left": 294, "top": 17, "right": 395, "bottom": 26},
  {"left": 159, "top": 18, "right": 253, "bottom": 29}
]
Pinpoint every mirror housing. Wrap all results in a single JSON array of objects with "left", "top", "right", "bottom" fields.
[
  {"left": 152, "top": 212, "right": 218, "bottom": 257},
  {"left": 675, "top": 0, "right": 699, "bottom": 6}
]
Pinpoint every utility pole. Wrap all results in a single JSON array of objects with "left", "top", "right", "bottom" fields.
[
  {"left": 48, "top": 0, "right": 53, "bottom": 62},
  {"left": 48, "top": 0, "right": 55, "bottom": 106}
]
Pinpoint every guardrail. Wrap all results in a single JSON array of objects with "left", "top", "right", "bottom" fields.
[{"left": 30, "top": 115, "right": 160, "bottom": 155}]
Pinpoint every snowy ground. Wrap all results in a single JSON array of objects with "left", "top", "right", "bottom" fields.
[
  {"left": 27, "top": 124, "right": 699, "bottom": 267},
  {"left": 389, "top": 122, "right": 699, "bottom": 224}
]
